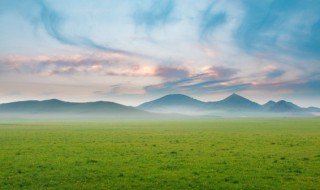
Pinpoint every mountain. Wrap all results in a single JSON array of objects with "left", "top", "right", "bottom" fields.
[
  {"left": 137, "top": 93, "right": 262, "bottom": 115},
  {"left": 137, "top": 93, "right": 319, "bottom": 117},
  {"left": 262, "top": 101, "right": 276, "bottom": 110},
  {"left": 208, "top": 93, "right": 262, "bottom": 111},
  {"left": 266, "top": 100, "right": 302, "bottom": 112},
  {"left": 137, "top": 94, "right": 208, "bottom": 115},
  {"left": 306, "top": 107, "right": 320, "bottom": 112},
  {"left": 0, "top": 99, "right": 149, "bottom": 119},
  {"left": 1, "top": 94, "right": 319, "bottom": 118}
]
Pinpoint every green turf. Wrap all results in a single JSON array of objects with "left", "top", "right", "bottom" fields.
[{"left": 1, "top": 118, "right": 320, "bottom": 189}]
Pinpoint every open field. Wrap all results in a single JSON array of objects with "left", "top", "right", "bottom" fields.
[{"left": 1, "top": 119, "right": 320, "bottom": 189}]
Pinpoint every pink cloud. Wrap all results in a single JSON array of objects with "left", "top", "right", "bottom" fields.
[{"left": 201, "top": 66, "right": 238, "bottom": 79}]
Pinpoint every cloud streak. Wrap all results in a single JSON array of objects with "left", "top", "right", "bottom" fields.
[
  {"left": 145, "top": 65, "right": 243, "bottom": 95},
  {"left": 38, "top": 0, "right": 135, "bottom": 55},
  {"left": 235, "top": 0, "right": 320, "bottom": 58},
  {"left": 0, "top": 52, "right": 156, "bottom": 76},
  {"left": 155, "top": 66, "right": 189, "bottom": 81},
  {"left": 202, "top": 66, "right": 239, "bottom": 79},
  {"left": 133, "top": 0, "right": 175, "bottom": 29},
  {"left": 199, "top": 1, "right": 227, "bottom": 39}
]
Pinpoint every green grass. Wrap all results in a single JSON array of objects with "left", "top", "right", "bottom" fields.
[{"left": 1, "top": 118, "right": 320, "bottom": 189}]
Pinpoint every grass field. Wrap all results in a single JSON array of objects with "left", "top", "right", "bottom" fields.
[{"left": 1, "top": 118, "right": 320, "bottom": 189}]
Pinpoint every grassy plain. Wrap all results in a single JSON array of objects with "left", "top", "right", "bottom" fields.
[{"left": 0, "top": 118, "right": 320, "bottom": 189}]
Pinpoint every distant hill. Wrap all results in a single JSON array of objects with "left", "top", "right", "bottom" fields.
[
  {"left": 0, "top": 99, "right": 149, "bottom": 119},
  {"left": 137, "top": 94, "right": 208, "bottom": 115},
  {"left": 208, "top": 93, "right": 262, "bottom": 111},
  {"left": 306, "top": 107, "right": 320, "bottom": 112},
  {"left": 138, "top": 93, "right": 264, "bottom": 115},
  {"left": 137, "top": 93, "right": 319, "bottom": 117},
  {"left": 1, "top": 94, "right": 319, "bottom": 118},
  {"left": 264, "top": 100, "right": 302, "bottom": 112},
  {"left": 262, "top": 101, "right": 276, "bottom": 110}
]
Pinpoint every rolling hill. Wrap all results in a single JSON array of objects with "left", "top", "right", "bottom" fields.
[
  {"left": 0, "top": 94, "right": 319, "bottom": 118},
  {"left": 208, "top": 93, "right": 262, "bottom": 111},
  {"left": 137, "top": 93, "right": 319, "bottom": 116},
  {"left": 264, "top": 100, "right": 302, "bottom": 112},
  {"left": 0, "top": 99, "right": 149, "bottom": 119},
  {"left": 262, "top": 101, "right": 276, "bottom": 110},
  {"left": 137, "top": 94, "right": 208, "bottom": 115}
]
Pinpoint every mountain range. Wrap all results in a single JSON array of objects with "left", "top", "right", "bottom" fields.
[
  {"left": 0, "top": 99, "right": 150, "bottom": 119},
  {"left": 138, "top": 93, "right": 317, "bottom": 115},
  {"left": 0, "top": 93, "right": 319, "bottom": 119}
]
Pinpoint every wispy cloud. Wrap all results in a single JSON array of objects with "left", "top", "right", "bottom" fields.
[
  {"left": 234, "top": 0, "right": 320, "bottom": 58},
  {"left": 0, "top": 52, "right": 157, "bottom": 77},
  {"left": 145, "top": 65, "right": 243, "bottom": 95},
  {"left": 199, "top": 1, "right": 227, "bottom": 39},
  {"left": 38, "top": 0, "right": 135, "bottom": 55},
  {"left": 202, "top": 66, "right": 238, "bottom": 79},
  {"left": 266, "top": 69, "right": 285, "bottom": 79},
  {"left": 0, "top": 0, "right": 138, "bottom": 56},
  {"left": 145, "top": 76, "right": 249, "bottom": 95},
  {"left": 94, "top": 83, "right": 146, "bottom": 96},
  {"left": 133, "top": 0, "right": 175, "bottom": 29},
  {"left": 47, "top": 66, "right": 77, "bottom": 76},
  {"left": 155, "top": 66, "right": 189, "bottom": 81}
]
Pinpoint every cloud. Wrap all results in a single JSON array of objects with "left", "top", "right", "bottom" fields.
[
  {"left": 37, "top": 0, "right": 135, "bottom": 55},
  {"left": 87, "top": 64, "right": 104, "bottom": 73},
  {"left": 199, "top": 1, "right": 227, "bottom": 39},
  {"left": 261, "top": 65, "right": 285, "bottom": 79},
  {"left": 234, "top": 72, "right": 320, "bottom": 102},
  {"left": 0, "top": 0, "right": 41, "bottom": 23},
  {"left": 155, "top": 66, "right": 189, "bottom": 80},
  {"left": 4, "top": 91, "right": 22, "bottom": 96},
  {"left": 202, "top": 66, "right": 239, "bottom": 79},
  {"left": 145, "top": 66, "right": 245, "bottom": 95},
  {"left": 94, "top": 84, "right": 146, "bottom": 96},
  {"left": 46, "top": 66, "right": 77, "bottom": 76},
  {"left": 104, "top": 65, "right": 155, "bottom": 77},
  {"left": 234, "top": 0, "right": 320, "bottom": 58},
  {"left": 284, "top": 73, "right": 320, "bottom": 95},
  {"left": 145, "top": 76, "right": 249, "bottom": 95},
  {"left": 0, "top": 0, "right": 138, "bottom": 55},
  {"left": 0, "top": 52, "right": 157, "bottom": 77},
  {"left": 267, "top": 69, "right": 285, "bottom": 79},
  {"left": 133, "top": 0, "right": 175, "bottom": 29}
]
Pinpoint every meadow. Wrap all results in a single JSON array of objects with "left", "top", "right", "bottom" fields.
[{"left": 0, "top": 118, "right": 320, "bottom": 189}]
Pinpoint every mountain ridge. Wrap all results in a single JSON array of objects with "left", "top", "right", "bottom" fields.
[
  {"left": 0, "top": 94, "right": 319, "bottom": 118},
  {"left": 136, "top": 93, "right": 318, "bottom": 116},
  {"left": 207, "top": 93, "right": 262, "bottom": 111},
  {"left": 137, "top": 94, "right": 207, "bottom": 115},
  {"left": 0, "top": 99, "right": 148, "bottom": 119}
]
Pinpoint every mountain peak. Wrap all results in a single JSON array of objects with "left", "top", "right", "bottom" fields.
[
  {"left": 162, "top": 94, "right": 192, "bottom": 99},
  {"left": 263, "top": 100, "right": 276, "bottom": 106},
  {"left": 263, "top": 100, "right": 276, "bottom": 110},
  {"left": 137, "top": 94, "right": 206, "bottom": 114},
  {"left": 268, "top": 100, "right": 301, "bottom": 112},
  {"left": 224, "top": 93, "right": 246, "bottom": 101},
  {"left": 43, "top": 99, "right": 64, "bottom": 103},
  {"left": 139, "top": 94, "right": 203, "bottom": 106},
  {"left": 214, "top": 93, "right": 261, "bottom": 110}
]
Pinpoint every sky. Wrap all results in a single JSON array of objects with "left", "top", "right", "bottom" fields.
[{"left": 0, "top": 0, "right": 320, "bottom": 107}]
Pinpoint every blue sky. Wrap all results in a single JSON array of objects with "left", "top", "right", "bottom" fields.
[{"left": 0, "top": 0, "right": 320, "bottom": 106}]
